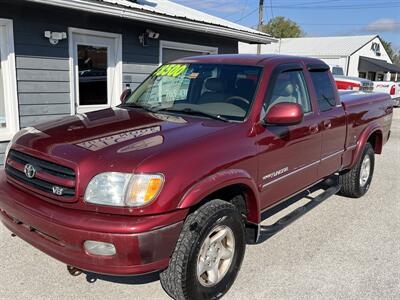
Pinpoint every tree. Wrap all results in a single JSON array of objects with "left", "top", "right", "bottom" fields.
[
  {"left": 381, "top": 39, "right": 395, "bottom": 59},
  {"left": 260, "top": 16, "right": 304, "bottom": 38},
  {"left": 381, "top": 38, "right": 400, "bottom": 66},
  {"left": 382, "top": 39, "right": 400, "bottom": 65},
  {"left": 393, "top": 53, "right": 400, "bottom": 66}
]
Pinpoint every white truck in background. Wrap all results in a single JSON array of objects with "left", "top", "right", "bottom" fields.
[
  {"left": 329, "top": 65, "right": 374, "bottom": 93},
  {"left": 373, "top": 81, "right": 400, "bottom": 107}
]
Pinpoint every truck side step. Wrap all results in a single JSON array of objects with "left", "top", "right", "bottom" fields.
[{"left": 255, "top": 183, "right": 341, "bottom": 244}]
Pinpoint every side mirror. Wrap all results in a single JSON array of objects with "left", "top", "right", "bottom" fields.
[
  {"left": 264, "top": 102, "right": 304, "bottom": 125},
  {"left": 120, "top": 88, "right": 132, "bottom": 104}
]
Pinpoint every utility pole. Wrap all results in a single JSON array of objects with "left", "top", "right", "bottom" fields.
[{"left": 257, "top": 0, "right": 265, "bottom": 54}]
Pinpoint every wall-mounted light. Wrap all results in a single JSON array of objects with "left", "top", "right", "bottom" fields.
[
  {"left": 44, "top": 31, "right": 67, "bottom": 45},
  {"left": 139, "top": 29, "right": 160, "bottom": 47}
]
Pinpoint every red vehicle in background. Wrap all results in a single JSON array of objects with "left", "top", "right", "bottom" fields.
[
  {"left": 330, "top": 65, "right": 374, "bottom": 92},
  {"left": 0, "top": 55, "right": 393, "bottom": 300}
]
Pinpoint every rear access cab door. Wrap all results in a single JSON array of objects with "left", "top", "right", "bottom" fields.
[{"left": 306, "top": 64, "right": 347, "bottom": 178}]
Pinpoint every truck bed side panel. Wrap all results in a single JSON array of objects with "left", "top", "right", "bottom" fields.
[{"left": 340, "top": 91, "right": 393, "bottom": 169}]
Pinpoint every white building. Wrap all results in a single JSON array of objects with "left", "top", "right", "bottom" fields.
[{"left": 240, "top": 35, "right": 400, "bottom": 81}]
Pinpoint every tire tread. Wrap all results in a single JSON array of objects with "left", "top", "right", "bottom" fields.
[{"left": 160, "top": 200, "right": 238, "bottom": 300}]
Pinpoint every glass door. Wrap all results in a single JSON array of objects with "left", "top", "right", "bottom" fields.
[{"left": 71, "top": 31, "right": 122, "bottom": 114}]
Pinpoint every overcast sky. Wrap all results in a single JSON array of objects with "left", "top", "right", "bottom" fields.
[{"left": 172, "top": 0, "right": 400, "bottom": 49}]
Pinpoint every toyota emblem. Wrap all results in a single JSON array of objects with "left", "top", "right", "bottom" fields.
[{"left": 24, "top": 164, "right": 36, "bottom": 179}]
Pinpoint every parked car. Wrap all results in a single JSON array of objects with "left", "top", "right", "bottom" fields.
[
  {"left": 334, "top": 75, "right": 374, "bottom": 92},
  {"left": 328, "top": 65, "right": 374, "bottom": 93},
  {"left": 373, "top": 81, "right": 400, "bottom": 107},
  {"left": 0, "top": 55, "right": 393, "bottom": 300}
]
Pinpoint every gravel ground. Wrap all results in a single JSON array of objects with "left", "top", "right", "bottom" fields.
[{"left": 0, "top": 110, "right": 399, "bottom": 300}]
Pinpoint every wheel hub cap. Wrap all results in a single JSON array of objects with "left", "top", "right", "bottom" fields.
[
  {"left": 360, "top": 156, "right": 371, "bottom": 187},
  {"left": 197, "top": 225, "right": 235, "bottom": 287}
]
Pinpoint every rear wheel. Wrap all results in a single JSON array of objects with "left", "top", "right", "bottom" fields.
[
  {"left": 160, "top": 199, "right": 246, "bottom": 300},
  {"left": 339, "top": 142, "right": 375, "bottom": 198}
]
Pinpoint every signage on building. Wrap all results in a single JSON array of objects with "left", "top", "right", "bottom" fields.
[{"left": 371, "top": 42, "right": 381, "bottom": 56}]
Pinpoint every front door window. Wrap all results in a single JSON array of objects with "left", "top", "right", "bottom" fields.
[{"left": 78, "top": 45, "right": 108, "bottom": 106}]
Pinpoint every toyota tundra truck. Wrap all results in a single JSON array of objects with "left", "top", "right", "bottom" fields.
[{"left": 0, "top": 55, "right": 393, "bottom": 300}]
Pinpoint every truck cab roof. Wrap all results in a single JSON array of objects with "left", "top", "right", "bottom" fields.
[{"left": 172, "top": 54, "right": 325, "bottom": 67}]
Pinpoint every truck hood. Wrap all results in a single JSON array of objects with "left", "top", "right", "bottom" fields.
[{"left": 14, "top": 107, "right": 235, "bottom": 173}]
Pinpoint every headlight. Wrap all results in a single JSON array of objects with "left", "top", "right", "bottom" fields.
[{"left": 84, "top": 173, "right": 164, "bottom": 207}]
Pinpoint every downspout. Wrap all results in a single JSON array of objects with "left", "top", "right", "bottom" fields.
[{"left": 346, "top": 55, "right": 350, "bottom": 76}]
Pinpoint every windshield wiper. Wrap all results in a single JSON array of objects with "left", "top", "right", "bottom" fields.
[
  {"left": 156, "top": 108, "right": 229, "bottom": 122},
  {"left": 123, "top": 103, "right": 157, "bottom": 112}
]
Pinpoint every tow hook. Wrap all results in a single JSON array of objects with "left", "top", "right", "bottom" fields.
[{"left": 67, "top": 265, "right": 83, "bottom": 276}]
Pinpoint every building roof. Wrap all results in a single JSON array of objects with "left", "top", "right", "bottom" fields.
[
  {"left": 26, "top": 0, "right": 276, "bottom": 44},
  {"left": 240, "top": 35, "right": 377, "bottom": 56}
]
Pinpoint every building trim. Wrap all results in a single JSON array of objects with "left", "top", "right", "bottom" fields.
[
  {"left": 26, "top": 0, "right": 275, "bottom": 44},
  {"left": 0, "top": 18, "right": 19, "bottom": 142}
]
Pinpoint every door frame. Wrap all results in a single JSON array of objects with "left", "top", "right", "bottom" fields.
[
  {"left": 68, "top": 27, "right": 122, "bottom": 115},
  {"left": 159, "top": 40, "right": 218, "bottom": 65},
  {"left": 0, "top": 18, "right": 19, "bottom": 142}
]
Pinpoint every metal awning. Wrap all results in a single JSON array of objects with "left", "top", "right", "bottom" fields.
[{"left": 359, "top": 56, "right": 400, "bottom": 73}]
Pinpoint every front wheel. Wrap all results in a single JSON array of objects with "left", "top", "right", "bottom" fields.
[
  {"left": 160, "top": 200, "right": 246, "bottom": 300},
  {"left": 339, "top": 142, "right": 375, "bottom": 198}
]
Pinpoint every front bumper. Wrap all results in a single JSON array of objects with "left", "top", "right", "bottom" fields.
[{"left": 0, "top": 172, "right": 187, "bottom": 276}]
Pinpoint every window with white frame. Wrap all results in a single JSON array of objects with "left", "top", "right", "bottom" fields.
[
  {"left": 0, "top": 19, "right": 19, "bottom": 141},
  {"left": 160, "top": 41, "right": 218, "bottom": 64}
]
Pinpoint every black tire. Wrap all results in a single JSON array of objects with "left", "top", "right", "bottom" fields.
[
  {"left": 339, "top": 142, "right": 375, "bottom": 198},
  {"left": 160, "top": 200, "right": 246, "bottom": 300}
]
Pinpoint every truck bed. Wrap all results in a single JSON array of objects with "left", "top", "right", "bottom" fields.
[{"left": 339, "top": 91, "right": 392, "bottom": 164}]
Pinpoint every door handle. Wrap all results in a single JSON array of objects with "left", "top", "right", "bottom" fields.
[
  {"left": 323, "top": 120, "right": 332, "bottom": 129},
  {"left": 309, "top": 124, "right": 319, "bottom": 134}
]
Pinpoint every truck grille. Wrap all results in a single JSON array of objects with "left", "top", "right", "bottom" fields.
[{"left": 5, "top": 150, "right": 76, "bottom": 201}]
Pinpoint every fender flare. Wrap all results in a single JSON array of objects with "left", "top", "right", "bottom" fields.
[
  {"left": 178, "top": 169, "right": 261, "bottom": 223},
  {"left": 349, "top": 124, "right": 382, "bottom": 169}
]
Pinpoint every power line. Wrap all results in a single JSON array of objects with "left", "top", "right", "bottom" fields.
[
  {"left": 263, "top": 2, "right": 400, "bottom": 10},
  {"left": 251, "top": 22, "right": 400, "bottom": 27},
  {"left": 270, "top": 0, "right": 274, "bottom": 19},
  {"left": 234, "top": 7, "right": 258, "bottom": 22}
]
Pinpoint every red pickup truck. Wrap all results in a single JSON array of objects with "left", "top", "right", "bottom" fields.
[{"left": 0, "top": 55, "right": 393, "bottom": 300}]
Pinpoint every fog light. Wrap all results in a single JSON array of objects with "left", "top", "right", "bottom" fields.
[{"left": 84, "top": 240, "right": 116, "bottom": 256}]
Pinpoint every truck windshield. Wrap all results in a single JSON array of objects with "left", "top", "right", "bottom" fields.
[{"left": 124, "top": 63, "right": 262, "bottom": 122}]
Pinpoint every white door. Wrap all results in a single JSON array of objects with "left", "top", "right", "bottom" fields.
[
  {"left": 0, "top": 19, "right": 19, "bottom": 142},
  {"left": 70, "top": 29, "right": 122, "bottom": 114}
]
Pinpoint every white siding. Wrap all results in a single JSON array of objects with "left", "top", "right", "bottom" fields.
[{"left": 348, "top": 36, "right": 392, "bottom": 78}]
